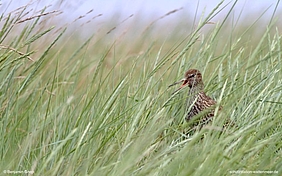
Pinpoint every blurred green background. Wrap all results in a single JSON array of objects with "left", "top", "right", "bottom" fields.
[{"left": 0, "top": 0, "right": 281, "bottom": 175}]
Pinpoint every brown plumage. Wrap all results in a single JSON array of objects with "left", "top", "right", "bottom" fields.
[{"left": 170, "top": 69, "right": 221, "bottom": 127}]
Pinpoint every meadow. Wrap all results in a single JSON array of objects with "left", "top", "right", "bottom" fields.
[{"left": 0, "top": 1, "right": 282, "bottom": 175}]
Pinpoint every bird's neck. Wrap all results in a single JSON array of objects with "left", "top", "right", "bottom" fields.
[
  {"left": 186, "top": 84, "right": 204, "bottom": 106},
  {"left": 187, "top": 84, "right": 204, "bottom": 102},
  {"left": 189, "top": 83, "right": 204, "bottom": 94},
  {"left": 185, "top": 82, "right": 205, "bottom": 115}
]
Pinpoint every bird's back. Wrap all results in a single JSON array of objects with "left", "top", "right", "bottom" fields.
[{"left": 186, "top": 91, "right": 218, "bottom": 125}]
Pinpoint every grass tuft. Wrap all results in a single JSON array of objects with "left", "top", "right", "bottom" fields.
[{"left": 1, "top": 1, "right": 282, "bottom": 175}]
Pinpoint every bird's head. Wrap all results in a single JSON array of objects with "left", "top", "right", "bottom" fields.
[
  {"left": 183, "top": 69, "right": 203, "bottom": 88},
  {"left": 169, "top": 69, "right": 204, "bottom": 93}
]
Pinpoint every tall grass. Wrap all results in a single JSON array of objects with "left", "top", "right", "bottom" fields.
[{"left": 0, "top": 1, "right": 281, "bottom": 175}]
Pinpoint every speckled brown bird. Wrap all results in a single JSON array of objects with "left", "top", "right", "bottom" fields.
[{"left": 170, "top": 69, "right": 221, "bottom": 127}]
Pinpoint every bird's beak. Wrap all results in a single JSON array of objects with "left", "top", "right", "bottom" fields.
[
  {"left": 169, "top": 79, "right": 188, "bottom": 94},
  {"left": 168, "top": 80, "right": 183, "bottom": 87}
]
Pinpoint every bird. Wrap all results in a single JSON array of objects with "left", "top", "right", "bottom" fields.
[{"left": 169, "top": 69, "right": 221, "bottom": 128}]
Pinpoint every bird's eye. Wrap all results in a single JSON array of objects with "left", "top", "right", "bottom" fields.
[{"left": 188, "top": 74, "right": 195, "bottom": 78}]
